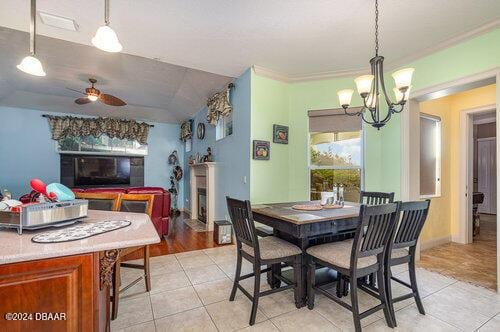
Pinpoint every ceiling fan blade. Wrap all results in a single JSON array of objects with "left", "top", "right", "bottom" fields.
[
  {"left": 75, "top": 97, "right": 91, "bottom": 105},
  {"left": 99, "top": 94, "right": 126, "bottom": 106},
  {"left": 66, "top": 87, "right": 86, "bottom": 95}
]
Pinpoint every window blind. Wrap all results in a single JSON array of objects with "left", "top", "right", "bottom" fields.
[
  {"left": 308, "top": 107, "right": 363, "bottom": 133},
  {"left": 420, "top": 114, "right": 441, "bottom": 196}
]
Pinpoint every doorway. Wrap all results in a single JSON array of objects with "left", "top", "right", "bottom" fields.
[{"left": 403, "top": 78, "right": 498, "bottom": 290}]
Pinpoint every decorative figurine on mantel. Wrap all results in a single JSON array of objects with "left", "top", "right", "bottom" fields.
[
  {"left": 167, "top": 150, "right": 182, "bottom": 216},
  {"left": 203, "top": 147, "right": 213, "bottom": 162}
]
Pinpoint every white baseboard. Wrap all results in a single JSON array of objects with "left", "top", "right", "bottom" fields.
[{"left": 420, "top": 235, "right": 452, "bottom": 251}]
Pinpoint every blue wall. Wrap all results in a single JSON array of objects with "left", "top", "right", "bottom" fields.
[
  {"left": 0, "top": 106, "right": 184, "bottom": 206},
  {"left": 183, "top": 69, "right": 251, "bottom": 220}
]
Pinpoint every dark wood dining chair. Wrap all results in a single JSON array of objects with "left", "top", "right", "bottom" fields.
[
  {"left": 306, "top": 202, "right": 400, "bottom": 332},
  {"left": 360, "top": 191, "right": 395, "bottom": 205},
  {"left": 111, "top": 193, "right": 155, "bottom": 320},
  {"left": 74, "top": 192, "right": 120, "bottom": 211},
  {"left": 356, "top": 191, "right": 395, "bottom": 288},
  {"left": 385, "top": 199, "right": 431, "bottom": 326},
  {"left": 226, "top": 197, "right": 302, "bottom": 326}
]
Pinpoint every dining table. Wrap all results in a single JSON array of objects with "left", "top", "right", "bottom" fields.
[{"left": 251, "top": 201, "right": 361, "bottom": 307}]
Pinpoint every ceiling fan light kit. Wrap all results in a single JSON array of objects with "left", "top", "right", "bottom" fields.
[
  {"left": 17, "top": 0, "right": 46, "bottom": 76},
  {"left": 92, "top": 0, "right": 122, "bottom": 53},
  {"left": 338, "top": 0, "right": 414, "bottom": 129}
]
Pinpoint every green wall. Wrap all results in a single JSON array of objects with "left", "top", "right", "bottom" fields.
[
  {"left": 250, "top": 75, "right": 290, "bottom": 203},
  {"left": 250, "top": 27, "right": 500, "bottom": 203}
]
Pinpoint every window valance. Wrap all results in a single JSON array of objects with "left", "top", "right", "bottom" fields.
[
  {"left": 206, "top": 83, "right": 234, "bottom": 126},
  {"left": 180, "top": 120, "right": 193, "bottom": 142},
  {"left": 308, "top": 107, "right": 363, "bottom": 133},
  {"left": 44, "top": 115, "right": 152, "bottom": 145}
]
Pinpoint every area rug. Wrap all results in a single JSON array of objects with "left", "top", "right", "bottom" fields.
[{"left": 184, "top": 219, "right": 207, "bottom": 232}]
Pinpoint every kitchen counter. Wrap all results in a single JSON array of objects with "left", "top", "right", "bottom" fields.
[
  {"left": 0, "top": 210, "right": 161, "bottom": 332},
  {"left": 0, "top": 209, "right": 160, "bottom": 264}
]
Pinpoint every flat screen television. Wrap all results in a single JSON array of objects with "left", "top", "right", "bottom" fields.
[{"left": 75, "top": 156, "right": 131, "bottom": 186}]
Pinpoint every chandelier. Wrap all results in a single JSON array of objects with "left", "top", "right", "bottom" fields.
[{"left": 337, "top": 0, "right": 414, "bottom": 129}]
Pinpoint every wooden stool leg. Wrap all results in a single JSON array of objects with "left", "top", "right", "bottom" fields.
[
  {"left": 111, "top": 260, "right": 121, "bottom": 320},
  {"left": 377, "top": 268, "right": 394, "bottom": 328},
  {"left": 385, "top": 264, "right": 397, "bottom": 327},
  {"left": 350, "top": 276, "right": 362, "bottom": 332},
  {"left": 230, "top": 251, "right": 242, "bottom": 301},
  {"left": 249, "top": 262, "right": 261, "bottom": 326},
  {"left": 409, "top": 254, "right": 425, "bottom": 315},
  {"left": 144, "top": 246, "right": 151, "bottom": 292}
]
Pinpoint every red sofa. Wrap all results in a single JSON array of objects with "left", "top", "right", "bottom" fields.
[{"left": 72, "top": 187, "right": 171, "bottom": 237}]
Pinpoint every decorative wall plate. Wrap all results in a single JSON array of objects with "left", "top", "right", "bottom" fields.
[{"left": 197, "top": 122, "right": 205, "bottom": 140}]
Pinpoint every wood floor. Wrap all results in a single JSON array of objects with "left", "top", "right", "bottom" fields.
[
  {"left": 124, "top": 212, "right": 221, "bottom": 259},
  {"left": 418, "top": 214, "right": 497, "bottom": 290}
]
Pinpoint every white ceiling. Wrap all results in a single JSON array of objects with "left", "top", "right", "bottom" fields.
[
  {"left": 0, "top": 0, "right": 499, "bottom": 79},
  {"left": 0, "top": 27, "right": 232, "bottom": 123}
]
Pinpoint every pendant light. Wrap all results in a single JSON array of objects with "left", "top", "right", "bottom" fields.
[
  {"left": 337, "top": 0, "right": 414, "bottom": 129},
  {"left": 17, "top": 0, "right": 46, "bottom": 76},
  {"left": 92, "top": 0, "right": 122, "bottom": 52}
]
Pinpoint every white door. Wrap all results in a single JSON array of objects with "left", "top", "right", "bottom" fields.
[{"left": 478, "top": 138, "right": 497, "bottom": 214}]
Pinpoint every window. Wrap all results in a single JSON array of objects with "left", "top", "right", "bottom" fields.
[
  {"left": 309, "top": 131, "right": 363, "bottom": 202},
  {"left": 420, "top": 114, "right": 442, "bottom": 197},
  {"left": 185, "top": 138, "right": 192, "bottom": 152},
  {"left": 56, "top": 135, "right": 148, "bottom": 156},
  {"left": 216, "top": 114, "right": 233, "bottom": 141}
]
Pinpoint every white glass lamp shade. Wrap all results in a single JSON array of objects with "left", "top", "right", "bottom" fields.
[
  {"left": 337, "top": 89, "right": 354, "bottom": 107},
  {"left": 87, "top": 94, "right": 99, "bottom": 101},
  {"left": 354, "top": 75, "right": 374, "bottom": 95},
  {"left": 92, "top": 25, "right": 123, "bottom": 53},
  {"left": 392, "top": 68, "right": 414, "bottom": 89},
  {"left": 17, "top": 55, "right": 46, "bottom": 76},
  {"left": 393, "top": 86, "right": 411, "bottom": 103}
]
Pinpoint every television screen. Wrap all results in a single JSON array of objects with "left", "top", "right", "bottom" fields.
[{"left": 75, "top": 156, "right": 131, "bottom": 186}]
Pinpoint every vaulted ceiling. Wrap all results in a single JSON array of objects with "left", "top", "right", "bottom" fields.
[{"left": 0, "top": 0, "right": 499, "bottom": 122}]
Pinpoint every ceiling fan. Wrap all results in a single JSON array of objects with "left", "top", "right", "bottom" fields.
[{"left": 67, "top": 78, "right": 126, "bottom": 106}]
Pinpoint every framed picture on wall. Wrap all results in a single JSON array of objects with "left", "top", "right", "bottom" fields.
[
  {"left": 273, "top": 124, "right": 289, "bottom": 144},
  {"left": 253, "top": 140, "right": 270, "bottom": 160}
]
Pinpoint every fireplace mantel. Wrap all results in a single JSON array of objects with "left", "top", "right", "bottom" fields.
[{"left": 189, "top": 162, "right": 216, "bottom": 231}]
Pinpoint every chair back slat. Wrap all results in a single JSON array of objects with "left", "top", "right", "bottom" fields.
[
  {"left": 360, "top": 191, "right": 395, "bottom": 205},
  {"left": 226, "top": 197, "right": 258, "bottom": 249},
  {"left": 393, "top": 200, "right": 430, "bottom": 249},
  {"left": 75, "top": 192, "right": 120, "bottom": 211},
  {"left": 353, "top": 203, "right": 399, "bottom": 259},
  {"left": 117, "top": 193, "right": 155, "bottom": 218}
]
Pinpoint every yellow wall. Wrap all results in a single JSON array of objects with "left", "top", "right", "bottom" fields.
[{"left": 419, "top": 84, "right": 496, "bottom": 243}]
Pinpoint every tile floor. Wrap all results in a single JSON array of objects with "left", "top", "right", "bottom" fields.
[{"left": 112, "top": 245, "right": 500, "bottom": 332}]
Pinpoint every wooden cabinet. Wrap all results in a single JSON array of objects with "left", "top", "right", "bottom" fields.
[{"left": 0, "top": 253, "right": 107, "bottom": 332}]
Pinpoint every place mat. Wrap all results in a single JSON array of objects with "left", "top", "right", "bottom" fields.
[
  {"left": 31, "top": 220, "right": 131, "bottom": 243},
  {"left": 323, "top": 204, "right": 344, "bottom": 209},
  {"left": 292, "top": 204, "right": 323, "bottom": 211}
]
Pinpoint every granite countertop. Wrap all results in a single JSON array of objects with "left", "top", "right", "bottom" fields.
[{"left": 0, "top": 210, "right": 161, "bottom": 265}]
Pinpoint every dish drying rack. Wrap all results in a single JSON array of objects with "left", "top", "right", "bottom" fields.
[{"left": 0, "top": 200, "right": 88, "bottom": 234}]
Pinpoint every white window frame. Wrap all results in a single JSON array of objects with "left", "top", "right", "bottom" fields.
[
  {"left": 185, "top": 138, "right": 192, "bottom": 153},
  {"left": 419, "top": 113, "right": 442, "bottom": 199},
  {"left": 308, "top": 128, "right": 365, "bottom": 198},
  {"left": 216, "top": 114, "right": 233, "bottom": 141}
]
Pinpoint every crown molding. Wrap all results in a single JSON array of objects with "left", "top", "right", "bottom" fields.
[
  {"left": 251, "top": 65, "right": 292, "bottom": 82},
  {"left": 253, "top": 19, "right": 500, "bottom": 83}
]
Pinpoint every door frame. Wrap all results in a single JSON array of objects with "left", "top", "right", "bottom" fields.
[
  {"left": 459, "top": 105, "right": 496, "bottom": 244},
  {"left": 401, "top": 67, "right": 500, "bottom": 291}
]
